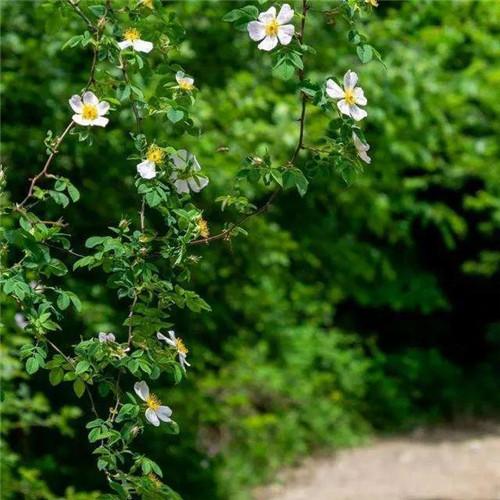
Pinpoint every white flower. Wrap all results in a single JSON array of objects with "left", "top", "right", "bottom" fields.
[
  {"left": 136, "top": 145, "right": 165, "bottom": 180},
  {"left": 98, "top": 332, "right": 116, "bottom": 343},
  {"left": 247, "top": 4, "right": 295, "bottom": 51},
  {"left": 15, "top": 313, "right": 28, "bottom": 330},
  {"left": 175, "top": 71, "right": 194, "bottom": 91},
  {"left": 169, "top": 150, "right": 208, "bottom": 194},
  {"left": 69, "top": 91, "right": 110, "bottom": 127},
  {"left": 352, "top": 132, "right": 371, "bottom": 164},
  {"left": 118, "top": 28, "right": 153, "bottom": 53},
  {"left": 134, "top": 381, "right": 173, "bottom": 427},
  {"left": 157, "top": 330, "right": 191, "bottom": 372},
  {"left": 326, "top": 70, "right": 368, "bottom": 121},
  {"left": 30, "top": 281, "right": 44, "bottom": 294}
]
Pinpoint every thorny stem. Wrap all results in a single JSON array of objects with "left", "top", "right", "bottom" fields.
[{"left": 191, "top": 0, "right": 310, "bottom": 246}]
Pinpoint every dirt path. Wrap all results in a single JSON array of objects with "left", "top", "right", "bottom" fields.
[{"left": 255, "top": 423, "right": 500, "bottom": 500}]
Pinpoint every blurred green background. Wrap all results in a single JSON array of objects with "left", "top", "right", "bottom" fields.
[{"left": 1, "top": 0, "right": 500, "bottom": 498}]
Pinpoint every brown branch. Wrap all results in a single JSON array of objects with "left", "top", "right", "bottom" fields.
[{"left": 65, "top": 0, "right": 97, "bottom": 33}]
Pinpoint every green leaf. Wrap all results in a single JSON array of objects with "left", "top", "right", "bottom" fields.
[
  {"left": 75, "top": 360, "right": 91, "bottom": 375},
  {"left": 57, "top": 292, "right": 70, "bottom": 310},
  {"left": 49, "top": 368, "right": 64, "bottom": 386},
  {"left": 73, "top": 378, "right": 86, "bottom": 398},
  {"left": 167, "top": 108, "right": 184, "bottom": 124},
  {"left": 26, "top": 357, "right": 39, "bottom": 375},
  {"left": 357, "top": 44, "right": 373, "bottom": 64}
]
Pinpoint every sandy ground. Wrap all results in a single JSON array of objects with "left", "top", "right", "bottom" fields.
[{"left": 255, "top": 422, "right": 500, "bottom": 500}]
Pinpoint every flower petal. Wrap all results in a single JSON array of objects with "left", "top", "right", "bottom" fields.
[
  {"left": 336, "top": 99, "right": 351, "bottom": 117},
  {"left": 247, "top": 21, "right": 266, "bottom": 42},
  {"left": 145, "top": 408, "right": 160, "bottom": 426},
  {"left": 156, "top": 406, "right": 173, "bottom": 421},
  {"left": 72, "top": 114, "right": 90, "bottom": 126},
  {"left": 354, "top": 87, "right": 367, "bottom": 106},
  {"left": 168, "top": 330, "right": 176, "bottom": 341},
  {"left": 174, "top": 179, "right": 190, "bottom": 194},
  {"left": 326, "top": 79, "right": 344, "bottom": 99},
  {"left": 157, "top": 331, "right": 176, "bottom": 347},
  {"left": 92, "top": 117, "right": 109, "bottom": 127},
  {"left": 171, "top": 149, "right": 189, "bottom": 170},
  {"left": 359, "top": 150, "right": 371, "bottom": 164},
  {"left": 258, "top": 6, "right": 276, "bottom": 23},
  {"left": 134, "top": 381, "right": 149, "bottom": 401},
  {"left": 343, "top": 70, "right": 358, "bottom": 90},
  {"left": 69, "top": 95, "right": 83, "bottom": 113},
  {"left": 188, "top": 176, "right": 209, "bottom": 193},
  {"left": 133, "top": 40, "right": 153, "bottom": 53},
  {"left": 118, "top": 40, "right": 132, "bottom": 50},
  {"left": 137, "top": 160, "right": 156, "bottom": 179},
  {"left": 277, "top": 3, "right": 294, "bottom": 24},
  {"left": 98, "top": 101, "right": 110, "bottom": 115},
  {"left": 258, "top": 35, "right": 278, "bottom": 51},
  {"left": 82, "top": 91, "right": 98, "bottom": 105},
  {"left": 349, "top": 104, "right": 367, "bottom": 121},
  {"left": 277, "top": 24, "right": 294, "bottom": 45}
]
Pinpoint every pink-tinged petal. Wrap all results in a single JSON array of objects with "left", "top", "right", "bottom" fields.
[
  {"left": 82, "top": 91, "right": 98, "bottom": 105},
  {"left": 349, "top": 104, "right": 367, "bottom": 121},
  {"left": 134, "top": 381, "right": 149, "bottom": 401},
  {"left": 118, "top": 40, "right": 132, "bottom": 50},
  {"left": 258, "top": 6, "right": 276, "bottom": 23},
  {"left": 337, "top": 99, "right": 351, "bottom": 117},
  {"left": 72, "top": 114, "right": 90, "bottom": 126},
  {"left": 247, "top": 21, "right": 266, "bottom": 41},
  {"left": 156, "top": 406, "right": 173, "bottom": 421},
  {"left": 258, "top": 35, "right": 278, "bottom": 51},
  {"left": 277, "top": 24, "right": 294, "bottom": 45},
  {"left": 137, "top": 160, "right": 156, "bottom": 179},
  {"left": 188, "top": 176, "right": 209, "bottom": 193},
  {"left": 326, "top": 79, "right": 344, "bottom": 99},
  {"left": 354, "top": 87, "right": 367, "bottom": 105},
  {"left": 343, "top": 70, "right": 358, "bottom": 90},
  {"left": 69, "top": 95, "right": 83, "bottom": 113},
  {"left": 92, "top": 117, "right": 109, "bottom": 127},
  {"left": 174, "top": 179, "right": 190, "bottom": 194},
  {"left": 277, "top": 3, "right": 294, "bottom": 24},
  {"left": 98, "top": 101, "right": 110, "bottom": 115},
  {"left": 133, "top": 40, "right": 153, "bottom": 53},
  {"left": 145, "top": 408, "right": 160, "bottom": 426}
]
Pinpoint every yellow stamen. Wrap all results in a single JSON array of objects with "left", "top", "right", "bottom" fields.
[
  {"left": 142, "top": 0, "right": 154, "bottom": 8},
  {"left": 178, "top": 79, "right": 194, "bottom": 91},
  {"left": 365, "top": 0, "right": 379, "bottom": 6},
  {"left": 197, "top": 218, "right": 209, "bottom": 238},
  {"left": 265, "top": 19, "right": 279, "bottom": 37},
  {"left": 124, "top": 28, "right": 141, "bottom": 41},
  {"left": 344, "top": 88, "right": 356, "bottom": 105},
  {"left": 175, "top": 338, "right": 188, "bottom": 355},
  {"left": 148, "top": 473, "right": 161, "bottom": 488},
  {"left": 146, "top": 145, "right": 165, "bottom": 164},
  {"left": 82, "top": 104, "right": 98, "bottom": 121},
  {"left": 146, "top": 393, "right": 161, "bottom": 411}
]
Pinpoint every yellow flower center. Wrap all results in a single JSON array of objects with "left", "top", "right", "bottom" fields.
[
  {"left": 179, "top": 80, "right": 194, "bottom": 91},
  {"left": 82, "top": 104, "right": 98, "bottom": 120},
  {"left": 146, "top": 145, "right": 165, "bottom": 164},
  {"left": 197, "top": 218, "right": 209, "bottom": 238},
  {"left": 265, "top": 19, "right": 279, "bottom": 37},
  {"left": 366, "top": 0, "right": 379, "bottom": 6},
  {"left": 146, "top": 393, "right": 161, "bottom": 411},
  {"left": 124, "top": 28, "right": 141, "bottom": 41},
  {"left": 176, "top": 338, "right": 188, "bottom": 355},
  {"left": 142, "top": 0, "right": 154, "bottom": 8},
  {"left": 344, "top": 88, "right": 356, "bottom": 105}
]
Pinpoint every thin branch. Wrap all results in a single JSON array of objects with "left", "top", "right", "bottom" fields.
[{"left": 65, "top": 0, "right": 97, "bottom": 33}]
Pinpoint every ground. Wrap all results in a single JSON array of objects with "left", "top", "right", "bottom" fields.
[{"left": 255, "top": 422, "right": 500, "bottom": 500}]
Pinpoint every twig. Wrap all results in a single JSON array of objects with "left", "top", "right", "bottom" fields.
[{"left": 65, "top": 0, "right": 97, "bottom": 33}]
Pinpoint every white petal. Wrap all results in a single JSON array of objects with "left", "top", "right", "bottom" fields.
[
  {"left": 277, "top": 3, "right": 294, "bottom": 24},
  {"left": 137, "top": 160, "right": 156, "bottom": 179},
  {"left": 337, "top": 100, "right": 351, "bottom": 117},
  {"left": 352, "top": 132, "right": 369, "bottom": 152},
  {"left": 157, "top": 331, "right": 168, "bottom": 342},
  {"left": 247, "top": 21, "right": 266, "bottom": 41},
  {"left": 174, "top": 179, "right": 190, "bottom": 194},
  {"left": 98, "top": 101, "right": 110, "bottom": 115},
  {"left": 156, "top": 406, "right": 173, "bottom": 421},
  {"left": 179, "top": 354, "right": 190, "bottom": 372},
  {"left": 343, "top": 70, "right": 358, "bottom": 90},
  {"left": 69, "top": 95, "right": 83, "bottom": 113},
  {"left": 188, "top": 176, "right": 209, "bottom": 193},
  {"left": 98, "top": 332, "right": 107, "bottom": 342},
  {"left": 134, "top": 381, "right": 149, "bottom": 401},
  {"left": 258, "top": 6, "right": 276, "bottom": 23},
  {"left": 118, "top": 40, "right": 132, "bottom": 50},
  {"left": 92, "top": 116, "right": 109, "bottom": 127},
  {"left": 82, "top": 91, "right": 98, "bottom": 105},
  {"left": 326, "top": 79, "right": 344, "bottom": 99},
  {"left": 108, "top": 333, "right": 116, "bottom": 342},
  {"left": 133, "top": 40, "right": 153, "bottom": 53},
  {"left": 171, "top": 149, "right": 188, "bottom": 170},
  {"left": 359, "top": 150, "right": 371, "bottom": 164},
  {"left": 168, "top": 330, "right": 176, "bottom": 341},
  {"left": 15, "top": 313, "right": 28, "bottom": 329},
  {"left": 354, "top": 87, "right": 367, "bottom": 106},
  {"left": 349, "top": 104, "right": 367, "bottom": 121},
  {"left": 277, "top": 24, "right": 294, "bottom": 45},
  {"left": 72, "top": 114, "right": 91, "bottom": 126},
  {"left": 258, "top": 35, "right": 278, "bottom": 51},
  {"left": 184, "top": 77, "right": 194, "bottom": 86},
  {"left": 145, "top": 408, "right": 160, "bottom": 426}
]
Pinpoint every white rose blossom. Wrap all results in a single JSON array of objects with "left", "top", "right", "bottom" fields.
[
  {"left": 247, "top": 4, "right": 295, "bottom": 51},
  {"left": 175, "top": 71, "right": 195, "bottom": 91},
  {"left": 69, "top": 91, "right": 109, "bottom": 127},
  {"left": 169, "top": 149, "right": 208, "bottom": 194},
  {"left": 117, "top": 28, "right": 153, "bottom": 53},
  {"left": 137, "top": 145, "right": 165, "bottom": 180},
  {"left": 15, "top": 313, "right": 28, "bottom": 330},
  {"left": 134, "top": 381, "right": 173, "bottom": 427},
  {"left": 326, "top": 70, "right": 368, "bottom": 121},
  {"left": 157, "top": 330, "right": 191, "bottom": 372},
  {"left": 352, "top": 132, "right": 371, "bottom": 164},
  {"left": 98, "top": 332, "right": 116, "bottom": 343}
]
